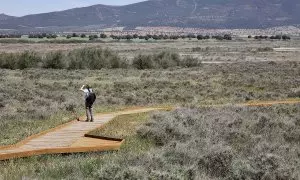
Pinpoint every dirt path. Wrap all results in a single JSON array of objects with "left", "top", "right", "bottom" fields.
[
  {"left": 0, "top": 99, "right": 299, "bottom": 161},
  {"left": 242, "top": 99, "right": 300, "bottom": 106},
  {"left": 273, "top": 48, "right": 300, "bottom": 52}
]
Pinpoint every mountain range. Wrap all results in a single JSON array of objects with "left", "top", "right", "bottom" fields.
[
  {"left": 1, "top": 0, "right": 300, "bottom": 31},
  {"left": 0, "top": 13, "right": 15, "bottom": 21}
]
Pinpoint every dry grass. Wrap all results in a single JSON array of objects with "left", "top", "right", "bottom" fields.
[
  {"left": 0, "top": 38, "right": 299, "bottom": 179},
  {"left": 88, "top": 113, "right": 150, "bottom": 139},
  {"left": 122, "top": 105, "right": 300, "bottom": 179},
  {"left": 0, "top": 39, "right": 299, "bottom": 62},
  {"left": 0, "top": 112, "right": 155, "bottom": 180},
  {"left": 1, "top": 105, "right": 297, "bottom": 179},
  {"left": 0, "top": 60, "right": 299, "bottom": 145}
]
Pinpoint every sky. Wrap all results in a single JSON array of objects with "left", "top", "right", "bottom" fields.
[{"left": 0, "top": 0, "right": 147, "bottom": 17}]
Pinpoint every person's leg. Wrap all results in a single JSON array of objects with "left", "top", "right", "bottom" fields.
[
  {"left": 86, "top": 108, "right": 90, "bottom": 122},
  {"left": 89, "top": 107, "right": 94, "bottom": 122},
  {"left": 85, "top": 102, "right": 90, "bottom": 121}
]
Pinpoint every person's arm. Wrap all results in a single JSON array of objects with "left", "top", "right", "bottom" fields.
[{"left": 80, "top": 85, "right": 85, "bottom": 92}]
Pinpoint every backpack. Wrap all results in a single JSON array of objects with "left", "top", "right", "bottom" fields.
[{"left": 86, "top": 89, "right": 96, "bottom": 105}]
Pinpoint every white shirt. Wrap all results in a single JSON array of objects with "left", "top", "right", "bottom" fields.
[{"left": 83, "top": 88, "right": 93, "bottom": 100}]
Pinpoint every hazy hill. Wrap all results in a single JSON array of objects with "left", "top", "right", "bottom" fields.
[
  {"left": 0, "top": 13, "right": 15, "bottom": 21},
  {"left": 0, "top": 0, "right": 300, "bottom": 31}
]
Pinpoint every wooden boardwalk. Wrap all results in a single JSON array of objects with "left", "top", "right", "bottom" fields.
[
  {"left": 0, "top": 108, "right": 162, "bottom": 161},
  {"left": 0, "top": 99, "right": 299, "bottom": 161}
]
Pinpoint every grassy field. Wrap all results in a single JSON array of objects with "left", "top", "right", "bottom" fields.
[
  {"left": 1, "top": 60, "right": 298, "bottom": 146},
  {"left": 0, "top": 112, "right": 155, "bottom": 179},
  {"left": 0, "top": 38, "right": 299, "bottom": 62},
  {"left": 0, "top": 39, "right": 299, "bottom": 179},
  {"left": 1, "top": 105, "right": 299, "bottom": 179}
]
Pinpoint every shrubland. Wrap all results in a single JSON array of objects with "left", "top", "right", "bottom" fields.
[
  {"left": 0, "top": 41, "right": 299, "bottom": 179},
  {"left": 103, "top": 104, "right": 300, "bottom": 179},
  {"left": 0, "top": 47, "right": 201, "bottom": 70},
  {"left": 1, "top": 105, "right": 299, "bottom": 179},
  {"left": 0, "top": 60, "right": 298, "bottom": 145}
]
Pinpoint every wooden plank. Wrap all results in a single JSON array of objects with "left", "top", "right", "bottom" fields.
[{"left": 0, "top": 108, "right": 165, "bottom": 160}]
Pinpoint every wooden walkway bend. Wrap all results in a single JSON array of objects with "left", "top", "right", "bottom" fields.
[
  {"left": 0, "top": 99, "right": 299, "bottom": 161},
  {"left": 0, "top": 108, "right": 163, "bottom": 161}
]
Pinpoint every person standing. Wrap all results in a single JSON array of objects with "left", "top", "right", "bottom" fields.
[{"left": 80, "top": 85, "right": 96, "bottom": 122}]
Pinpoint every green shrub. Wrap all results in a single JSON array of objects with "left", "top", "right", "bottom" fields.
[
  {"left": 132, "top": 52, "right": 200, "bottom": 69},
  {"left": 67, "top": 48, "right": 124, "bottom": 70},
  {"left": 154, "top": 51, "right": 181, "bottom": 69},
  {"left": 17, "top": 51, "right": 41, "bottom": 69},
  {"left": 0, "top": 53, "right": 17, "bottom": 69},
  {"left": 43, "top": 51, "right": 66, "bottom": 69},
  {"left": 0, "top": 51, "right": 41, "bottom": 69},
  {"left": 180, "top": 56, "right": 201, "bottom": 68},
  {"left": 132, "top": 54, "right": 155, "bottom": 69}
]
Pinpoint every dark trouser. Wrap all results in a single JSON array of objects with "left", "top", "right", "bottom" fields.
[{"left": 85, "top": 102, "right": 94, "bottom": 122}]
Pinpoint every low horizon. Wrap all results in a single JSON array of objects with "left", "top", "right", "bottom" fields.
[{"left": 0, "top": 0, "right": 147, "bottom": 17}]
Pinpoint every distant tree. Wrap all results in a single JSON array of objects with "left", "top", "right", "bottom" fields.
[
  {"left": 224, "top": 34, "right": 232, "bottom": 40},
  {"left": 93, "top": 35, "right": 98, "bottom": 39},
  {"left": 146, "top": 34, "right": 152, "bottom": 39},
  {"left": 248, "top": 35, "right": 252, "bottom": 38},
  {"left": 126, "top": 35, "right": 133, "bottom": 40},
  {"left": 38, "top": 34, "right": 44, "bottom": 39},
  {"left": 42, "top": 33, "right": 47, "bottom": 38},
  {"left": 152, "top": 35, "right": 159, "bottom": 40},
  {"left": 170, "top": 35, "right": 179, "bottom": 40},
  {"left": 204, "top": 35, "right": 210, "bottom": 39},
  {"left": 275, "top": 35, "right": 282, "bottom": 40},
  {"left": 133, "top": 34, "right": 138, "bottom": 39},
  {"left": 66, "top": 35, "right": 72, "bottom": 39},
  {"left": 213, "top": 35, "right": 223, "bottom": 40},
  {"left": 197, "top": 35, "right": 204, "bottom": 40},
  {"left": 100, "top": 33, "right": 107, "bottom": 38},
  {"left": 72, "top": 33, "right": 78, "bottom": 37},
  {"left": 187, "top": 34, "right": 196, "bottom": 39},
  {"left": 89, "top": 35, "right": 94, "bottom": 40},
  {"left": 282, "top": 35, "right": 291, "bottom": 40},
  {"left": 80, "top": 34, "right": 86, "bottom": 38}
]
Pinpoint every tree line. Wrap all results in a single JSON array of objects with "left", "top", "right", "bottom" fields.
[
  {"left": 0, "top": 33, "right": 291, "bottom": 41},
  {"left": 248, "top": 35, "right": 291, "bottom": 40},
  {"left": 28, "top": 33, "right": 57, "bottom": 39},
  {"left": 110, "top": 34, "right": 232, "bottom": 41},
  {"left": 0, "top": 34, "right": 22, "bottom": 38}
]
